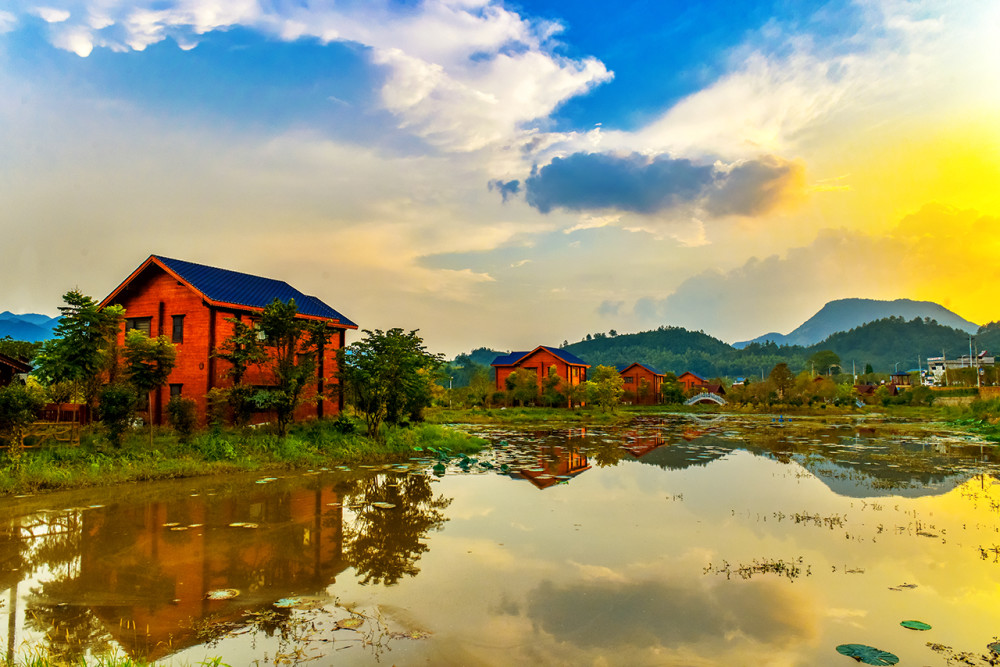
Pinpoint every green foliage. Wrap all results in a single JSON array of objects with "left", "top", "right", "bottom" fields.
[
  {"left": 123, "top": 331, "right": 177, "bottom": 396},
  {"left": 32, "top": 291, "right": 124, "bottom": 406},
  {"left": 0, "top": 383, "right": 46, "bottom": 461},
  {"left": 251, "top": 299, "right": 331, "bottom": 436},
  {"left": 166, "top": 396, "right": 198, "bottom": 443},
  {"left": 338, "top": 328, "right": 442, "bottom": 440},
  {"left": 808, "top": 349, "right": 840, "bottom": 374},
  {"left": 505, "top": 369, "right": 539, "bottom": 407},
  {"left": 585, "top": 365, "right": 625, "bottom": 412},
  {"left": 97, "top": 382, "right": 137, "bottom": 448},
  {"left": 768, "top": 363, "right": 794, "bottom": 399},
  {"left": 0, "top": 337, "right": 41, "bottom": 363}
]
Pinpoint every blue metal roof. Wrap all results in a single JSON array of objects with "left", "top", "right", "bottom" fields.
[
  {"left": 491, "top": 346, "right": 589, "bottom": 367},
  {"left": 156, "top": 255, "right": 357, "bottom": 327}
]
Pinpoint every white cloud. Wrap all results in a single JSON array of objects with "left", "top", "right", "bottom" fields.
[
  {"left": 9, "top": 0, "right": 611, "bottom": 153},
  {"left": 33, "top": 6, "right": 70, "bottom": 23},
  {"left": 0, "top": 11, "right": 17, "bottom": 32}
]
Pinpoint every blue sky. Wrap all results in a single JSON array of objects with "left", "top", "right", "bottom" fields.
[{"left": 2, "top": 0, "right": 999, "bottom": 357}]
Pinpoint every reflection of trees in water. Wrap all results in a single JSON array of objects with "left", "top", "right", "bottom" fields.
[
  {"left": 342, "top": 474, "right": 451, "bottom": 585},
  {"left": 23, "top": 577, "right": 115, "bottom": 664}
]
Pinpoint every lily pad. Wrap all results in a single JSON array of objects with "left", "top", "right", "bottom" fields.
[
  {"left": 273, "top": 597, "right": 300, "bottom": 608},
  {"left": 335, "top": 617, "right": 364, "bottom": 630},
  {"left": 988, "top": 642, "right": 1000, "bottom": 654},
  {"left": 900, "top": 620, "right": 931, "bottom": 631},
  {"left": 256, "top": 477, "right": 278, "bottom": 484},
  {"left": 372, "top": 502, "right": 397, "bottom": 509},
  {"left": 835, "top": 644, "right": 899, "bottom": 665},
  {"left": 205, "top": 588, "right": 240, "bottom": 600}
]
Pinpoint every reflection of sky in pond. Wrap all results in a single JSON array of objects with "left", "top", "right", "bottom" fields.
[{"left": 3, "top": 415, "right": 1000, "bottom": 665}]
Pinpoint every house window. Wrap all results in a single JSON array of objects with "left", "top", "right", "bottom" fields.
[
  {"left": 624, "top": 376, "right": 634, "bottom": 384},
  {"left": 171, "top": 315, "right": 184, "bottom": 343},
  {"left": 170, "top": 384, "right": 183, "bottom": 399},
  {"left": 125, "top": 317, "right": 152, "bottom": 337}
]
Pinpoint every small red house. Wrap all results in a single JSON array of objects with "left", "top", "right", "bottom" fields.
[
  {"left": 99, "top": 255, "right": 357, "bottom": 426},
  {"left": 677, "top": 371, "right": 706, "bottom": 393},
  {"left": 617, "top": 363, "right": 665, "bottom": 405},
  {"left": 491, "top": 346, "right": 589, "bottom": 397}
]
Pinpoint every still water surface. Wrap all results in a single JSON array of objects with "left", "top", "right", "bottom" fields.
[{"left": 3, "top": 414, "right": 1000, "bottom": 666}]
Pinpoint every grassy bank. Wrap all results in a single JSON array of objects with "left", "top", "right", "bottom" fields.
[{"left": 0, "top": 418, "right": 485, "bottom": 497}]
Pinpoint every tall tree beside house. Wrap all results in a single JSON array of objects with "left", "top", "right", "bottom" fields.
[
  {"left": 505, "top": 369, "right": 539, "bottom": 407},
  {"left": 123, "top": 329, "right": 177, "bottom": 447},
  {"left": 338, "top": 328, "right": 442, "bottom": 440},
  {"left": 253, "top": 299, "right": 330, "bottom": 437},
  {"left": 33, "top": 290, "right": 125, "bottom": 408},
  {"left": 541, "top": 366, "right": 564, "bottom": 407},
  {"left": 213, "top": 317, "right": 269, "bottom": 425},
  {"left": 586, "top": 365, "right": 625, "bottom": 412}
]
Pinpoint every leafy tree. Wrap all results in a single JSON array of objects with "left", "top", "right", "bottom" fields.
[
  {"left": 338, "top": 328, "right": 442, "bottom": 440},
  {"left": 252, "top": 299, "right": 330, "bottom": 436},
  {"left": 541, "top": 366, "right": 564, "bottom": 407},
  {"left": 768, "top": 363, "right": 794, "bottom": 400},
  {"left": 97, "top": 382, "right": 137, "bottom": 448},
  {"left": 809, "top": 350, "right": 841, "bottom": 375},
  {"left": 465, "top": 367, "right": 493, "bottom": 407},
  {"left": 0, "top": 337, "right": 41, "bottom": 363},
  {"left": 660, "top": 372, "right": 685, "bottom": 404},
  {"left": 0, "top": 383, "right": 46, "bottom": 464},
  {"left": 32, "top": 291, "right": 125, "bottom": 408},
  {"left": 586, "top": 365, "right": 624, "bottom": 412},
  {"left": 214, "top": 317, "right": 269, "bottom": 425},
  {"left": 505, "top": 369, "right": 539, "bottom": 406},
  {"left": 864, "top": 363, "right": 874, "bottom": 375},
  {"left": 166, "top": 396, "right": 198, "bottom": 444},
  {"left": 123, "top": 330, "right": 177, "bottom": 446}
]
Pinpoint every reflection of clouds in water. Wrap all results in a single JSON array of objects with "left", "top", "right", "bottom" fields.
[{"left": 526, "top": 578, "right": 817, "bottom": 651}]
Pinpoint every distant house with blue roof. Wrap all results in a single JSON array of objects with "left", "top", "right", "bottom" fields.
[
  {"left": 616, "top": 362, "right": 665, "bottom": 405},
  {"left": 491, "top": 346, "right": 590, "bottom": 407},
  {"left": 99, "top": 254, "right": 357, "bottom": 426}
]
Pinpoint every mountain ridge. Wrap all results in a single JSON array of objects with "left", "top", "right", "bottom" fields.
[{"left": 733, "top": 298, "right": 978, "bottom": 348}]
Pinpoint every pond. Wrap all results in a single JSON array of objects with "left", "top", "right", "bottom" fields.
[{"left": 3, "top": 414, "right": 1000, "bottom": 666}]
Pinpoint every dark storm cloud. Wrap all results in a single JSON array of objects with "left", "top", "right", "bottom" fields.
[
  {"left": 705, "top": 155, "right": 804, "bottom": 217},
  {"left": 523, "top": 152, "right": 803, "bottom": 217}
]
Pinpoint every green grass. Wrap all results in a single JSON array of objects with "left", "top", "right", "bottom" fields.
[{"left": 0, "top": 418, "right": 485, "bottom": 496}]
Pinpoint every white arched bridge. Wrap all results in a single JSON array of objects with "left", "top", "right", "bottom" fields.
[{"left": 684, "top": 392, "right": 727, "bottom": 406}]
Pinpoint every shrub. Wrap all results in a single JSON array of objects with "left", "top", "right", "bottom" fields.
[
  {"left": 98, "top": 383, "right": 138, "bottom": 448},
  {"left": 166, "top": 396, "right": 198, "bottom": 443}
]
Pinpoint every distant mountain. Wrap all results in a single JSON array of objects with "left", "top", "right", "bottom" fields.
[
  {"left": 0, "top": 312, "right": 60, "bottom": 342},
  {"left": 734, "top": 298, "right": 978, "bottom": 348}
]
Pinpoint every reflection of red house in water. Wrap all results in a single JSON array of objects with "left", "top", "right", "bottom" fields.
[
  {"left": 515, "top": 445, "right": 591, "bottom": 490},
  {"left": 620, "top": 431, "right": 667, "bottom": 458},
  {"left": 78, "top": 483, "right": 347, "bottom": 661},
  {"left": 617, "top": 363, "right": 665, "bottom": 405}
]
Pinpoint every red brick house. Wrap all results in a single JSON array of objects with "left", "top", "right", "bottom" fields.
[
  {"left": 491, "top": 346, "right": 589, "bottom": 398},
  {"left": 0, "top": 352, "right": 31, "bottom": 387},
  {"left": 99, "top": 255, "right": 357, "bottom": 426},
  {"left": 617, "top": 363, "right": 665, "bottom": 405}
]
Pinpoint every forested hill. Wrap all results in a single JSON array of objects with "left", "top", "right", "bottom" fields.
[
  {"left": 563, "top": 326, "right": 799, "bottom": 380},
  {"left": 447, "top": 318, "right": 1000, "bottom": 386},
  {"left": 557, "top": 318, "right": 999, "bottom": 379},
  {"left": 819, "top": 316, "right": 996, "bottom": 372}
]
